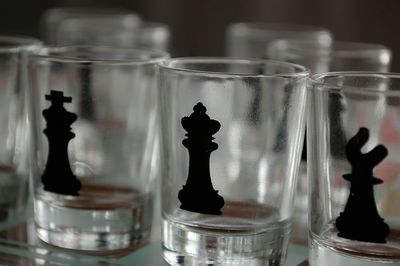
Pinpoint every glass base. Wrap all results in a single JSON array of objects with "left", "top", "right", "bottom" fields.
[
  {"left": 310, "top": 227, "right": 400, "bottom": 266},
  {"left": 162, "top": 217, "right": 290, "bottom": 266},
  {"left": 163, "top": 246, "right": 277, "bottom": 266},
  {"left": 34, "top": 186, "right": 153, "bottom": 251},
  {"left": 310, "top": 237, "right": 400, "bottom": 266},
  {"left": 36, "top": 226, "right": 144, "bottom": 251}
]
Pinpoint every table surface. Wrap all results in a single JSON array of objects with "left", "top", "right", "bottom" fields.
[{"left": 0, "top": 209, "right": 308, "bottom": 265}]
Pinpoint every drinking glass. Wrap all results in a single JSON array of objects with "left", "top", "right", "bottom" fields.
[
  {"left": 56, "top": 20, "right": 170, "bottom": 52},
  {"left": 225, "top": 22, "right": 333, "bottom": 58},
  {"left": 40, "top": 8, "right": 142, "bottom": 45},
  {"left": 268, "top": 40, "right": 392, "bottom": 72},
  {"left": 268, "top": 40, "right": 392, "bottom": 245},
  {"left": 159, "top": 57, "right": 308, "bottom": 265},
  {"left": 41, "top": 7, "right": 170, "bottom": 52},
  {"left": 308, "top": 72, "right": 400, "bottom": 265},
  {"left": 267, "top": 39, "right": 331, "bottom": 73},
  {"left": 0, "top": 36, "right": 41, "bottom": 222},
  {"left": 28, "top": 46, "right": 168, "bottom": 251},
  {"left": 329, "top": 42, "right": 391, "bottom": 72}
]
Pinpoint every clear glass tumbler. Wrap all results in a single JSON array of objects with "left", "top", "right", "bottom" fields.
[
  {"left": 308, "top": 72, "right": 400, "bottom": 265},
  {"left": 225, "top": 22, "right": 333, "bottom": 58},
  {"left": 329, "top": 42, "right": 391, "bottom": 72},
  {"left": 267, "top": 39, "right": 332, "bottom": 73},
  {"left": 159, "top": 58, "right": 309, "bottom": 265},
  {"left": 0, "top": 36, "right": 41, "bottom": 222},
  {"left": 40, "top": 8, "right": 142, "bottom": 45},
  {"left": 268, "top": 39, "right": 392, "bottom": 245},
  {"left": 41, "top": 7, "right": 170, "bottom": 52},
  {"left": 28, "top": 46, "right": 168, "bottom": 251},
  {"left": 56, "top": 19, "right": 171, "bottom": 52},
  {"left": 268, "top": 40, "right": 392, "bottom": 72}
]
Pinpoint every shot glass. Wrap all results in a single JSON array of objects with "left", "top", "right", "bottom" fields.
[
  {"left": 329, "top": 42, "right": 391, "bottom": 72},
  {"left": 268, "top": 40, "right": 392, "bottom": 72},
  {"left": 268, "top": 40, "right": 392, "bottom": 245},
  {"left": 225, "top": 22, "right": 333, "bottom": 58},
  {"left": 40, "top": 8, "right": 142, "bottom": 45},
  {"left": 308, "top": 72, "right": 400, "bottom": 265},
  {"left": 57, "top": 20, "right": 170, "bottom": 52},
  {"left": 267, "top": 39, "right": 331, "bottom": 73},
  {"left": 41, "top": 8, "right": 170, "bottom": 52},
  {"left": 0, "top": 36, "right": 41, "bottom": 222},
  {"left": 28, "top": 46, "right": 168, "bottom": 251},
  {"left": 159, "top": 58, "right": 308, "bottom": 265}
]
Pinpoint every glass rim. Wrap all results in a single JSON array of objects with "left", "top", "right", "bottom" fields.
[
  {"left": 332, "top": 41, "right": 391, "bottom": 60},
  {"left": 31, "top": 45, "right": 169, "bottom": 65},
  {"left": 311, "top": 71, "right": 400, "bottom": 96},
  {"left": 268, "top": 39, "right": 331, "bottom": 60},
  {"left": 0, "top": 35, "right": 42, "bottom": 52},
  {"left": 227, "top": 22, "right": 332, "bottom": 39},
  {"left": 228, "top": 22, "right": 331, "bottom": 33},
  {"left": 159, "top": 57, "right": 310, "bottom": 78},
  {"left": 43, "top": 7, "right": 140, "bottom": 18},
  {"left": 333, "top": 41, "right": 390, "bottom": 51},
  {"left": 60, "top": 20, "right": 169, "bottom": 33},
  {"left": 131, "top": 21, "right": 170, "bottom": 31},
  {"left": 269, "top": 40, "right": 391, "bottom": 58}
]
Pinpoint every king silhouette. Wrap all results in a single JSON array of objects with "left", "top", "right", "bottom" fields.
[{"left": 41, "top": 90, "right": 82, "bottom": 196}]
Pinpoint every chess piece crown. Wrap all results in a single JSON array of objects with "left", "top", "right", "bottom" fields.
[
  {"left": 43, "top": 91, "right": 77, "bottom": 131},
  {"left": 181, "top": 102, "right": 220, "bottom": 144}
]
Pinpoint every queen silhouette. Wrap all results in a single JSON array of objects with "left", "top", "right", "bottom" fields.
[{"left": 178, "top": 102, "right": 224, "bottom": 215}]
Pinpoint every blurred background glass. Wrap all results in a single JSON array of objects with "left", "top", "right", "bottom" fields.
[
  {"left": 225, "top": 22, "right": 333, "bottom": 58},
  {"left": 40, "top": 8, "right": 142, "bottom": 45},
  {"left": 0, "top": 0, "right": 397, "bottom": 69},
  {"left": 268, "top": 40, "right": 391, "bottom": 72},
  {"left": 56, "top": 20, "right": 170, "bottom": 51},
  {"left": 41, "top": 7, "right": 170, "bottom": 52}
]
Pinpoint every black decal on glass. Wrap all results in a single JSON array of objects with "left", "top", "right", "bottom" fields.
[
  {"left": 335, "top": 127, "right": 390, "bottom": 243},
  {"left": 178, "top": 102, "right": 224, "bottom": 215},
  {"left": 79, "top": 63, "right": 95, "bottom": 120},
  {"left": 41, "top": 90, "right": 82, "bottom": 196}
]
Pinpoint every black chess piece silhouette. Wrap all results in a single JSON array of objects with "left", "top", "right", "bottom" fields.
[
  {"left": 335, "top": 127, "right": 390, "bottom": 243},
  {"left": 178, "top": 102, "right": 225, "bottom": 215},
  {"left": 41, "top": 90, "right": 82, "bottom": 196}
]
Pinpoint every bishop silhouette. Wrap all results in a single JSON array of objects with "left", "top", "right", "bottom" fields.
[
  {"left": 335, "top": 127, "right": 390, "bottom": 243},
  {"left": 41, "top": 90, "right": 82, "bottom": 196},
  {"left": 178, "top": 102, "right": 224, "bottom": 215}
]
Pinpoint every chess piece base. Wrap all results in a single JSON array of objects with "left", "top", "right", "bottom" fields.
[
  {"left": 336, "top": 212, "right": 390, "bottom": 243},
  {"left": 35, "top": 184, "right": 153, "bottom": 251},
  {"left": 178, "top": 185, "right": 224, "bottom": 215},
  {"left": 42, "top": 175, "right": 82, "bottom": 196}
]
